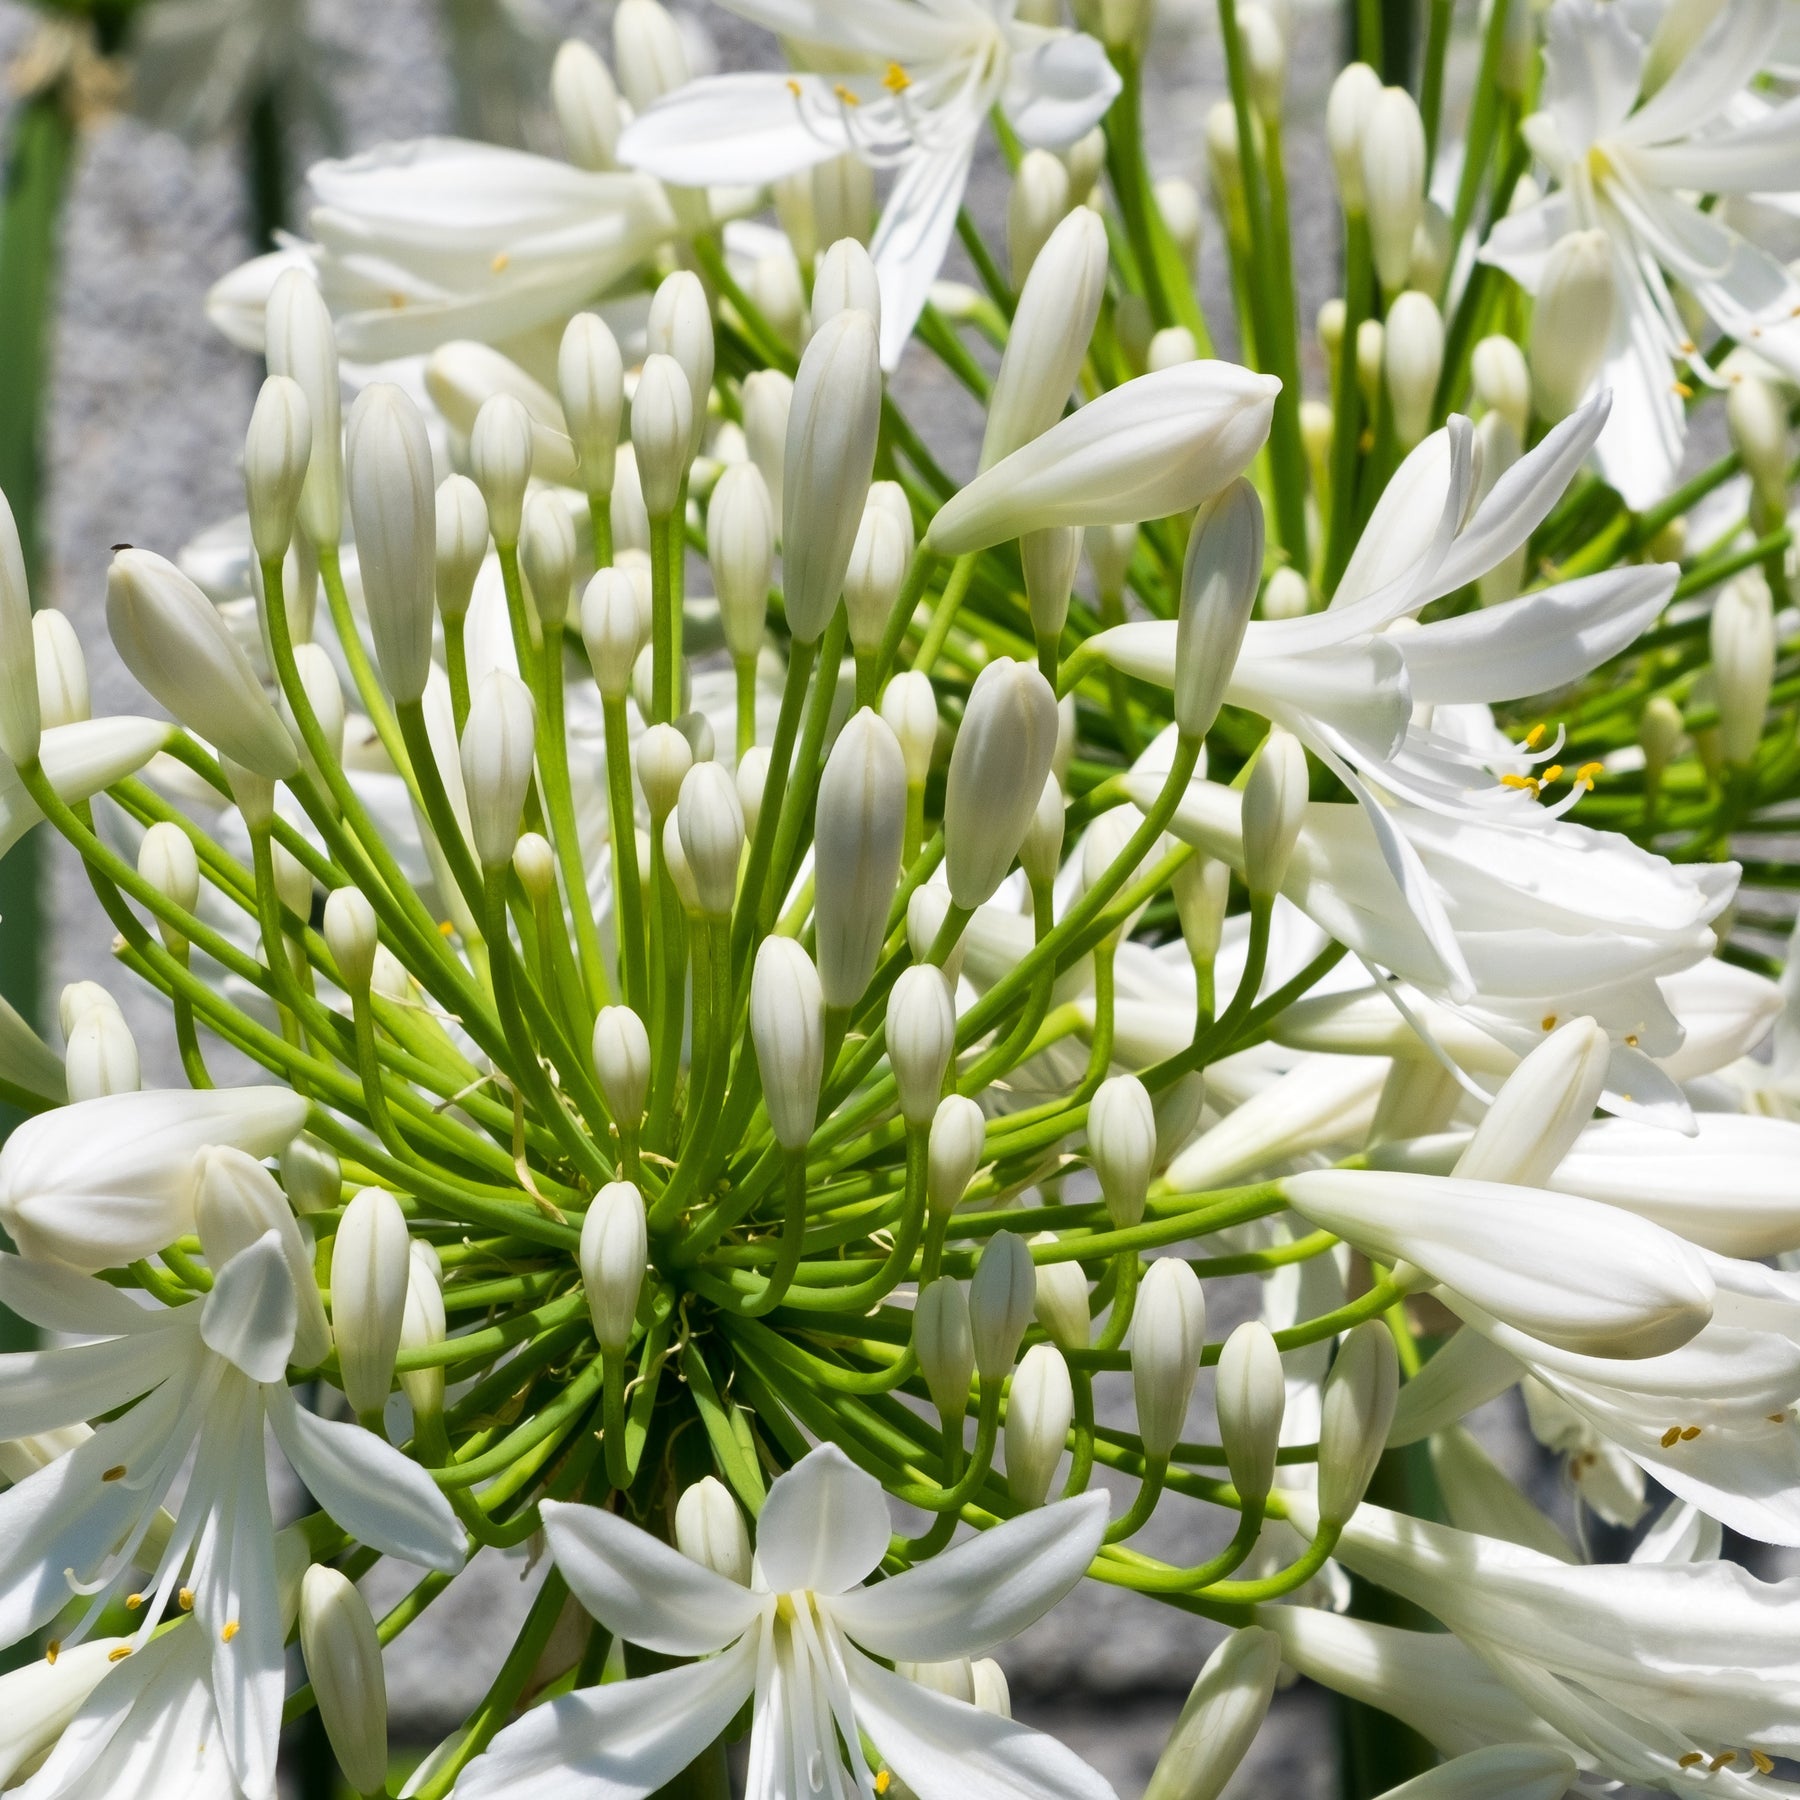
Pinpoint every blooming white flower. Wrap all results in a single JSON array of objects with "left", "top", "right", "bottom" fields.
[
  {"left": 456, "top": 1445, "right": 1113, "bottom": 1800},
  {"left": 617, "top": 0, "right": 1122, "bottom": 368}
]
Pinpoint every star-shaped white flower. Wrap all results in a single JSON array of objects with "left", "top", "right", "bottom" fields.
[{"left": 456, "top": 1444, "right": 1114, "bottom": 1800}]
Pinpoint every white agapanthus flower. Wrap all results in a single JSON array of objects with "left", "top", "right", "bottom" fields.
[{"left": 457, "top": 1445, "right": 1113, "bottom": 1800}]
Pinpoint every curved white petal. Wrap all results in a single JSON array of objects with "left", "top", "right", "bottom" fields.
[
  {"left": 265, "top": 1382, "right": 464, "bottom": 1572},
  {"left": 1479, "top": 192, "right": 1576, "bottom": 291},
  {"left": 1540, "top": 0, "right": 1644, "bottom": 154},
  {"left": 540, "top": 1499, "right": 762, "bottom": 1655},
  {"left": 0, "top": 1255, "right": 178, "bottom": 1340},
  {"left": 0, "top": 1328, "right": 189, "bottom": 1443},
  {"left": 1387, "top": 1325, "right": 1527, "bottom": 1446},
  {"left": 1615, "top": 0, "right": 1783, "bottom": 147},
  {"left": 872, "top": 141, "right": 978, "bottom": 373},
  {"left": 1003, "top": 35, "right": 1121, "bottom": 149},
  {"left": 825, "top": 1492, "right": 1106, "bottom": 1662},
  {"left": 756, "top": 1444, "right": 893, "bottom": 1597},
  {"left": 200, "top": 1233, "right": 297, "bottom": 1384},
  {"left": 619, "top": 74, "right": 845, "bottom": 187},
  {"left": 454, "top": 1627, "right": 761, "bottom": 1800},
  {"left": 0, "top": 719, "right": 176, "bottom": 864}
]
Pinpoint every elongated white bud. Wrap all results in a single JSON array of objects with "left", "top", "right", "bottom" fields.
[
  {"left": 928, "top": 1093, "right": 987, "bottom": 1218},
  {"left": 513, "top": 833, "right": 555, "bottom": 910},
  {"left": 65, "top": 997, "right": 139, "bottom": 1102},
  {"left": 1362, "top": 86, "right": 1425, "bottom": 295},
  {"left": 1471, "top": 335, "right": 1529, "bottom": 437},
  {"left": 1144, "top": 1627, "right": 1282, "bottom": 1800},
  {"left": 552, "top": 37, "right": 622, "bottom": 169},
  {"left": 675, "top": 1476, "right": 752, "bottom": 1585},
  {"left": 1009, "top": 150, "right": 1070, "bottom": 289},
  {"left": 108, "top": 548, "right": 299, "bottom": 779},
  {"left": 559, "top": 314, "right": 625, "bottom": 495},
  {"left": 245, "top": 375, "right": 312, "bottom": 564},
  {"left": 1006, "top": 1341, "right": 1073, "bottom": 1507},
  {"left": 814, "top": 708, "right": 907, "bottom": 1008},
  {"left": 581, "top": 567, "right": 645, "bottom": 701},
  {"left": 265, "top": 269, "right": 344, "bottom": 549},
  {"left": 1155, "top": 176, "right": 1203, "bottom": 268},
  {"left": 632, "top": 353, "right": 694, "bottom": 520},
  {"left": 1205, "top": 102, "right": 1243, "bottom": 216},
  {"left": 662, "top": 810, "right": 701, "bottom": 915},
  {"left": 1327, "top": 63, "right": 1382, "bottom": 213},
  {"left": 580, "top": 1180, "right": 647, "bottom": 1354},
  {"left": 470, "top": 394, "right": 534, "bottom": 546},
  {"left": 1175, "top": 479, "right": 1263, "bottom": 739},
  {"left": 138, "top": 819, "right": 199, "bottom": 956},
  {"left": 888, "top": 965, "right": 956, "bottom": 1126},
  {"left": 1713, "top": 572, "right": 1776, "bottom": 768},
  {"left": 1031, "top": 1233, "right": 1091, "bottom": 1351},
  {"left": 347, "top": 384, "right": 436, "bottom": 706},
  {"left": 1022, "top": 527, "right": 1082, "bottom": 648},
  {"left": 1355, "top": 317, "right": 1385, "bottom": 415},
  {"left": 751, "top": 937, "right": 826, "bottom": 1152},
  {"left": 753, "top": 249, "right": 807, "bottom": 349},
  {"left": 1368, "top": 1745, "right": 1579, "bottom": 1800},
  {"left": 318, "top": 889, "right": 375, "bottom": 999},
  {"left": 915, "top": 1277, "right": 975, "bottom": 1422},
  {"left": 943, "top": 658, "right": 1060, "bottom": 909},
  {"left": 1729, "top": 372, "right": 1792, "bottom": 517},
  {"left": 1528, "top": 231, "right": 1614, "bottom": 424},
  {"left": 881, "top": 670, "right": 938, "bottom": 787},
  {"left": 1018, "top": 774, "right": 1067, "bottom": 892},
  {"left": 1215, "top": 1321, "right": 1284, "bottom": 1511},
  {"left": 783, "top": 310, "right": 882, "bottom": 644},
  {"left": 676, "top": 760, "right": 744, "bottom": 918},
  {"left": 1384, "top": 291, "right": 1443, "bottom": 449},
  {"left": 811, "top": 237, "right": 881, "bottom": 337},
  {"left": 1243, "top": 728, "right": 1307, "bottom": 901},
  {"left": 436, "top": 475, "right": 489, "bottom": 629},
  {"left": 1240, "top": 2, "right": 1287, "bottom": 118},
  {"left": 1640, "top": 693, "right": 1683, "bottom": 790},
  {"left": 844, "top": 486, "right": 914, "bottom": 654},
  {"left": 33, "top": 608, "right": 87, "bottom": 730},
  {"left": 737, "top": 746, "right": 770, "bottom": 839},
  {"left": 399, "top": 1239, "right": 446, "bottom": 1417},
  {"left": 1089, "top": 1073, "right": 1157, "bottom": 1228},
  {"left": 1456, "top": 1016, "right": 1608, "bottom": 1187},
  {"left": 1148, "top": 327, "right": 1198, "bottom": 373},
  {"left": 460, "top": 670, "right": 537, "bottom": 868},
  {"left": 970, "top": 1230, "right": 1034, "bottom": 1380},
  {"left": 906, "top": 886, "right": 969, "bottom": 988},
  {"left": 613, "top": 0, "right": 689, "bottom": 112},
  {"left": 332, "top": 1186, "right": 411, "bottom": 1417},
  {"left": 1133, "top": 1257, "right": 1207, "bottom": 1460},
  {"left": 520, "top": 491, "right": 576, "bottom": 629},
  {"left": 636, "top": 722, "right": 691, "bottom": 820},
  {"left": 283, "top": 1133, "right": 342, "bottom": 1216},
  {"left": 300, "top": 1566, "right": 389, "bottom": 1797},
  {"left": 593, "top": 1005, "right": 651, "bottom": 1128},
  {"left": 813, "top": 152, "right": 875, "bottom": 250},
  {"left": 708, "top": 462, "right": 776, "bottom": 662},
  {"left": 742, "top": 370, "right": 793, "bottom": 523},
  {"left": 982, "top": 207, "right": 1110, "bottom": 472},
  {"left": 1317, "top": 1319, "right": 1398, "bottom": 1526}
]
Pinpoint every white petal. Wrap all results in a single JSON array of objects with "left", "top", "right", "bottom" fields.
[
  {"left": 1478, "top": 192, "right": 1576, "bottom": 292},
  {"left": 264, "top": 1382, "right": 464, "bottom": 1572},
  {"left": 1540, "top": 0, "right": 1643, "bottom": 153},
  {"left": 1616, "top": 0, "right": 1783, "bottom": 146},
  {"left": 1387, "top": 1325, "right": 1526, "bottom": 1446},
  {"left": 454, "top": 1627, "right": 761, "bottom": 1800},
  {"left": 826, "top": 1493, "right": 1106, "bottom": 1662},
  {"left": 0, "top": 1328, "right": 188, "bottom": 1442},
  {"left": 0, "top": 719, "right": 175, "bottom": 863},
  {"left": 200, "top": 1232, "right": 297, "bottom": 1384},
  {"left": 619, "top": 74, "right": 845, "bottom": 187},
  {"left": 1003, "top": 35, "right": 1121, "bottom": 149},
  {"left": 843, "top": 1641, "right": 1117, "bottom": 1800},
  {"left": 541, "top": 1498, "right": 762, "bottom": 1654},
  {"left": 756, "top": 1444, "right": 891, "bottom": 1597},
  {"left": 872, "top": 142, "right": 977, "bottom": 374},
  {"left": 0, "top": 1254, "right": 176, "bottom": 1340}
]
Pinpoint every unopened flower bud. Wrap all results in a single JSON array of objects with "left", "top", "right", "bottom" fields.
[
  {"left": 784, "top": 310, "right": 882, "bottom": 644},
  {"left": 708, "top": 463, "right": 776, "bottom": 662},
  {"left": 282, "top": 1133, "right": 342, "bottom": 1216},
  {"left": 1362, "top": 86, "right": 1425, "bottom": 295},
  {"left": 513, "top": 832, "right": 556, "bottom": 908},
  {"left": 813, "top": 152, "right": 876, "bottom": 251},
  {"left": 559, "top": 313, "right": 625, "bottom": 495},
  {"left": 1009, "top": 150, "right": 1071, "bottom": 289},
  {"left": 1170, "top": 859, "right": 1230, "bottom": 972},
  {"left": 272, "top": 837, "right": 313, "bottom": 925},
  {"left": 632, "top": 353, "right": 694, "bottom": 520},
  {"left": 1153, "top": 1071, "right": 1206, "bottom": 1169},
  {"left": 751, "top": 937, "right": 825, "bottom": 1152},
  {"left": 65, "top": 997, "right": 140, "bottom": 1102},
  {"left": 944, "top": 658, "right": 1060, "bottom": 909},
  {"left": 1317, "top": 299, "right": 1346, "bottom": 366},
  {"left": 1031, "top": 1233, "right": 1091, "bottom": 1351},
  {"left": 811, "top": 237, "right": 881, "bottom": 337},
  {"left": 580, "top": 1180, "right": 647, "bottom": 1354},
  {"left": 520, "top": 491, "right": 576, "bottom": 628},
  {"left": 1317, "top": 1319, "right": 1398, "bottom": 1525},
  {"left": 1090, "top": 1073, "right": 1157, "bottom": 1228},
  {"left": 1022, "top": 527, "right": 1082, "bottom": 650},
  {"left": 636, "top": 721, "right": 691, "bottom": 820},
  {"left": 1215, "top": 1321, "right": 1284, "bottom": 1510},
  {"left": 1355, "top": 318, "right": 1385, "bottom": 416},
  {"left": 1145, "top": 1627, "right": 1282, "bottom": 1800},
  {"left": 926, "top": 1094, "right": 986, "bottom": 1218},
  {"left": 1384, "top": 291, "right": 1443, "bottom": 449},
  {"left": 844, "top": 486, "right": 914, "bottom": 655},
  {"left": 245, "top": 376, "right": 312, "bottom": 564},
  {"left": 347, "top": 384, "right": 436, "bottom": 706},
  {"left": 1470, "top": 335, "right": 1530, "bottom": 438},
  {"left": 1457, "top": 1015, "right": 1608, "bottom": 1188},
  {"left": 742, "top": 370, "right": 793, "bottom": 522},
  {"left": 1205, "top": 102, "right": 1244, "bottom": 213},
  {"left": 662, "top": 812, "right": 701, "bottom": 915},
  {"left": 888, "top": 965, "right": 956, "bottom": 1126},
  {"left": 1175, "top": 479, "right": 1263, "bottom": 740},
  {"left": 460, "top": 670, "right": 537, "bottom": 867},
  {"left": 108, "top": 548, "right": 299, "bottom": 778},
  {"left": 470, "top": 394, "right": 535, "bottom": 546},
  {"left": 1260, "top": 566, "right": 1309, "bottom": 621},
  {"left": 552, "top": 37, "right": 623, "bottom": 169},
  {"left": 612, "top": 0, "right": 688, "bottom": 112},
  {"left": 1529, "top": 231, "right": 1615, "bottom": 423},
  {"left": 880, "top": 670, "right": 938, "bottom": 787},
  {"left": 324, "top": 887, "right": 379, "bottom": 992},
  {"left": 299, "top": 1566, "right": 388, "bottom": 1797},
  {"left": 675, "top": 760, "right": 744, "bottom": 917},
  {"left": 581, "top": 567, "right": 645, "bottom": 700},
  {"left": 1729, "top": 373, "right": 1791, "bottom": 518},
  {"left": 737, "top": 745, "right": 771, "bottom": 839},
  {"left": 332, "top": 1186, "right": 411, "bottom": 1418},
  {"left": 1240, "top": 3, "right": 1287, "bottom": 119},
  {"left": 1006, "top": 1341, "right": 1073, "bottom": 1507},
  {"left": 1408, "top": 201, "right": 1452, "bottom": 295},
  {"left": 435, "top": 475, "right": 489, "bottom": 629},
  {"left": 915, "top": 1278, "right": 975, "bottom": 1422},
  {"left": 983, "top": 208, "right": 1109, "bottom": 471},
  {"left": 399, "top": 1238, "right": 446, "bottom": 1417},
  {"left": 1243, "top": 728, "right": 1307, "bottom": 901},
  {"left": 265, "top": 269, "right": 343, "bottom": 550},
  {"left": 58, "top": 979, "right": 116, "bottom": 1040},
  {"left": 675, "top": 1476, "right": 752, "bottom": 1584},
  {"left": 1019, "top": 775, "right": 1067, "bottom": 892},
  {"left": 970, "top": 1230, "right": 1034, "bottom": 1380},
  {"left": 137, "top": 820, "right": 200, "bottom": 963},
  {"left": 1147, "top": 327, "right": 1198, "bottom": 373},
  {"left": 1133, "top": 1257, "right": 1207, "bottom": 1460},
  {"left": 1155, "top": 177, "right": 1204, "bottom": 270},
  {"left": 814, "top": 708, "right": 907, "bottom": 1008},
  {"left": 593, "top": 1005, "right": 651, "bottom": 1127},
  {"left": 32, "top": 607, "right": 86, "bottom": 730},
  {"left": 752, "top": 249, "right": 807, "bottom": 348},
  {"left": 1640, "top": 694, "right": 1683, "bottom": 788},
  {"left": 1327, "top": 62, "right": 1382, "bottom": 214},
  {"left": 1712, "top": 572, "right": 1775, "bottom": 769}
]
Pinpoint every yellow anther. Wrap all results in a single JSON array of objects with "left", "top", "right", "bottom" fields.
[
  {"left": 179, "top": 1588, "right": 195, "bottom": 1611},
  {"left": 221, "top": 1621, "right": 240, "bottom": 1643},
  {"left": 834, "top": 84, "right": 862, "bottom": 107},
  {"left": 490, "top": 252, "right": 511, "bottom": 274},
  {"left": 1770, "top": 1413, "right": 1790, "bottom": 1425},
  {"left": 1500, "top": 773, "right": 1541, "bottom": 795},
  {"left": 101, "top": 1465, "right": 126, "bottom": 1482},
  {"left": 1541, "top": 764, "right": 1564, "bottom": 785},
  {"left": 1575, "top": 760, "right": 1604, "bottom": 787},
  {"left": 1672, "top": 381, "right": 1694, "bottom": 399},
  {"left": 1541, "top": 1015, "right": 1558, "bottom": 1031},
  {"left": 1525, "top": 723, "right": 1547, "bottom": 748},
  {"left": 1661, "top": 1425, "right": 1683, "bottom": 1448},
  {"left": 884, "top": 62, "right": 911, "bottom": 92},
  {"left": 1711, "top": 1752, "right": 1737, "bottom": 1771},
  {"left": 45, "top": 1641, "right": 60, "bottom": 1664},
  {"left": 1625, "top": 1034, "right": 1639, "bottom": 1048},
  {"left": 875, "top": 1774, "right": 894, "bottom": 1797},
  {"left": 108, "top": 1646, "right": 133, "bottom": 1662},
  {"left": 1754, "top": 1750, "right": 1776, "bottom": 1775},
  {"left": 439, "top": 919, "right": 457, "bottom": 938},
  {"left": 1681, "top": 1425, "right": 1702, "bottom": 1441},
  {"left": 1678, "top": 1753, "right": 1706, "bottom": 1770},
  {"left": 126, "top": 1593, "right": 144, "bottom": 1611},
  {"left": 386, "top": 292, "right": 409, "bottom": 311},
  {"left": 786, "top": 77, "right": 803, "bottom": 98},
  {"left": 1680, "top": 338, "right": 1697, "bottom": 355}
]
